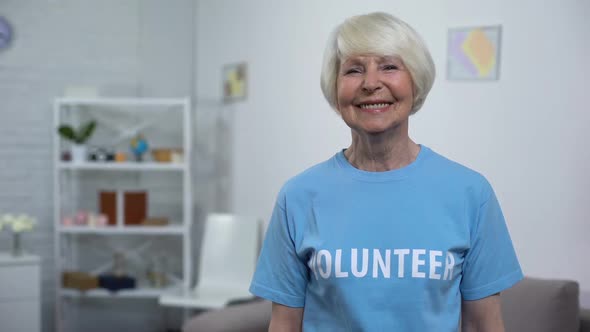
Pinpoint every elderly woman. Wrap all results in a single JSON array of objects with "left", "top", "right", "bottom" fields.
[{"left": 249, "top": 12, "right": 522, "bottom": 331}]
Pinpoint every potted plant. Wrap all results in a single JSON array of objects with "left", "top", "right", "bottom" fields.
[{"left": 57, "top": 120, "right": 96, "bottom": 163}]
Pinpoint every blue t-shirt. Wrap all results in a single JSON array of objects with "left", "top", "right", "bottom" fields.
[{"left": 249, "top": 145, "right": 523, "bottom": 331}]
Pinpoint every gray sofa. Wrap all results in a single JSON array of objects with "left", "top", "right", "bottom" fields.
[{"left": 183, "top": 277, "right": 590, "bottom": 332}]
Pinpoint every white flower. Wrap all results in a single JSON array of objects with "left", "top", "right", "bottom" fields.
[
  {"left": 0, "top": 213, "right": 36, "bottom": 233},
  {"left": 1, "top": 214, "right": 14, "bottom": 224}
]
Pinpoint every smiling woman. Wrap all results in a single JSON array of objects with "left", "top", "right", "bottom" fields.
[
  {"left": 336, "top": 54, "right": 415, "bottom": 137},
  {"left": 321, "top": 13, "right": 435, "bottom": 115},
  {"left": 249, "top": 12, "right": 523, "bottom": 332}
]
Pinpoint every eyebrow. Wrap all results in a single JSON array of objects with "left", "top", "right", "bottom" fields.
[{"left": 341, "top": 55, "right": 403, "bottom": 68}]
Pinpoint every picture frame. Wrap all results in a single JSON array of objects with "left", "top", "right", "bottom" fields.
[
  {"left": 447, "top": 25, "right": 502, "bottom": 80},
  {"left": 223, "top": 62, "right": 247, "bottom": 103}
]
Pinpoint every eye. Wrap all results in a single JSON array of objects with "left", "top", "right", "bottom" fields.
[
  {"left": 382, "top": 64, "right": 399, "bottom": 71},
  {"left": 342, "top": 66, "right": 362, "bottom": 75}
]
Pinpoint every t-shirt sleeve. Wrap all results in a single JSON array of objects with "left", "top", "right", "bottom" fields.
[
  {"left": 249, "top": 196, "right": 308, "bottom": 307},
  {"left": 460, "top": 184, "right": 524, "bottom": 300}
]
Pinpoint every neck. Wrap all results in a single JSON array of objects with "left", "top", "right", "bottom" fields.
[{"left": 344, "top": 129, "right": 420, "bottom": 172}]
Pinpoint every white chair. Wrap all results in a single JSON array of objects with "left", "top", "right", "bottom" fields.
[{"left": 159, "top": 213, "right": 261, "bottom": 309}]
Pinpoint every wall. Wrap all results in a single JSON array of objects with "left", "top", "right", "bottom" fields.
[
  {"left": 0, "top": 0, "right": 194, "bottom": 331},
  {"left": 196, "top": 0, "right": 590, "bottom": 306}
]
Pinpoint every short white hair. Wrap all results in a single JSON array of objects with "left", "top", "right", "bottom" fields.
[{"left": 320, "top": 12, "right": 435, "bottom": 114}]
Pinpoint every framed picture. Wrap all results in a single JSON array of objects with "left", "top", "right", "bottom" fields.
[
  {"left": 223, "top": 62, "right": 247, "bottom": 103},
  {"left": 447, "top": 25, "right": 502, "bottom": 80}
]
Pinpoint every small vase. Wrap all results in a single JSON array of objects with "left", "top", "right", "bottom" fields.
[
  {"left": 11, "top": 232, "right": 23, "bottom": 257},
  {"left": 71, "top": 144, "right": 87, "bottom": 164}
]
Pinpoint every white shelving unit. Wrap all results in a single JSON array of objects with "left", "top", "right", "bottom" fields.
[
  {"left": 57, "top": 161, "right": 185, "bottom": 171},
  {"left": 52, "top": 97, "right": 193, "bottom": 332}
]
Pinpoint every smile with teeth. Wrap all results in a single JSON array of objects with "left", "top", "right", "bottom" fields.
[
  {"left": 356, "top": 102, "right": 393, "bottom": 113},
  {"left": 359, "top": 103, "right": 391, "bottom": 109}
]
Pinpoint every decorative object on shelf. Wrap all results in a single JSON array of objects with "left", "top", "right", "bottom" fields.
[
  {"left": 98, "top": 274, "right": 136, "bottom": 292},
  {"left": 130, "top": 133, "right": 149, "bottom": 162},
  {"left": 98, "top": 252, "right": 136, "bottom": 292},
  {"left": 115, "top": 151, "right": 127, "bottom": 162},
  {"left": 171, "top": 150, "right": 184, "bottom": 163},
  {"left": 74, "top": 211, "right": 89, "bottom": 225},
  {"left": 99, "top": 191, "right": 117, "bottom": 225},
  {"left": 86, "top": 213, "right": 108, "bottom": 227},
  {"left": 57, "top": 120, "right": 97, "bottom": 163},
  {"left": 124, "top": 191, "right": 147, "bottom": 225},
  {"left": 62, "top": 271, "right": 99, "bottom": 291},
  {"left": 99, "top": 190, "right": 149, "bottom": 226},
  {"left": 146, "top": 256, "right": 168, "bottom": 288},
  {"left": 447, "top": 25, "right": 502, "bottom": 80},
  {"left": 152, "top": 148, "right": 183, "bottom": 163},
  {"left": 60, "top": 150, "right": 71, "bottom": 161},
  {"left": 88, "top": 147, "right": 115, "bottom": 162},
  {"left": 0, "top": 213, "right": 37, "bottom": 256},
  {"left": 141, "top": 217, "right": 169, "bottom": 227},
  {"left": 223, "top": 62, "right": 247, "bottom": 103},
  {"left": 113, "top": 251, "right": 126, "bottom": 276},
  {"left": 61, "top": 211, "right": 107, "bottom": 227}
]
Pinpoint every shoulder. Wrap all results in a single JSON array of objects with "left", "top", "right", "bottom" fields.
[
  {"left": 275, "top": 153, "right": 340, "bottom": 208},
  {"left": 422, "top": 146, "right": 494, "bottom": 202}
]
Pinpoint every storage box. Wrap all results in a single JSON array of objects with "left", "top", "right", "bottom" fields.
[
  {"left": 99, "top": 191, "right": 117, "bottom": 226},
  {"left": 62, "top": 271, "right": 99, "bottom": 291},
  {"left": 124, "top": 191, "right": 147, "bottom": 225},
  {"left": 99, "top": 190, "right": 148, "bottom": 226}
]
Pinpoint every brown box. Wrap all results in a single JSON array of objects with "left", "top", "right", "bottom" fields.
[
  {"left": 141, "top": 217, "right": 169, "bottom": 226},
  {"left": 99, "top": 191, "right": 117, "bottom": 226},
  {"left": 124, "top": 191, "right": 147, "bottom": 225},
  {"left": 62, "top": 271, "right": 99, "bottom": 291}
]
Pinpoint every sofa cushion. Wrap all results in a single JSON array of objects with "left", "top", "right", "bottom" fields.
[{"left": 501, "top": 277, "right": 579, "bottom": 332}]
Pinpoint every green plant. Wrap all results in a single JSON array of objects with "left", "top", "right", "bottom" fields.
[{"left": 58, "top": 120, "right": 97, "bottom": 144}]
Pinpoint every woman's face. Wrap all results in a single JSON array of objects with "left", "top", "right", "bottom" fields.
[{"left": 336, "top": 54, "right": 414, "bottom": 136}]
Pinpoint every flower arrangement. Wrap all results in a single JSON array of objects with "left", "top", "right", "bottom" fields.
[
  {"left": 0, "top": 214, "right": 36, "bottom": 256},
  {"left": 0, "top": 214, "right": 37, "bottom": 233}
]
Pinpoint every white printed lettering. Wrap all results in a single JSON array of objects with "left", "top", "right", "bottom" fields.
[
  {"left": 429, "top": 250, "right": 443, "bottom": 280},
  {"left": 351, "top": 248, "right": 369, "bottom": 278},
  {"left": 393, "top": 249, "right": 410, "bottom": 278},
  {"left": 372, "top": 249, "right": 391, "bottom": 278},
  {"left": 443, "top": 252, "right": 455, "bottom": 280},
  {"left": 412, "top": 249, "right": 426, "bottom": 278},
  {"left": 311, "top": 248, "right": 455, "bottom": 282},
  {"left": 335, "top": 249, "right": 348, "bottom": 278}
]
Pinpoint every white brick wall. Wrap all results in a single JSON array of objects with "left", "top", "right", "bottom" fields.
[{"left": 0, "top": 1, "right": 199, "bottom": 331}]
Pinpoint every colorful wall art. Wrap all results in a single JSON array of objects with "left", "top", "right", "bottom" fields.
[
  {"left": 447, "top": 25, "right": 502, "bottom": 80},
  {"left": 223, "top": 62, "right": 247, "bottom": 103}
]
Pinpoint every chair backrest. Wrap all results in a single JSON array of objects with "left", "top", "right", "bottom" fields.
[{"left": 196, "top": 213, "right": 260, "bottom": 291}]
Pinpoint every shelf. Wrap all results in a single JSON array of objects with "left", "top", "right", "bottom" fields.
[
  {"left": 59, "top": 225, "right": 186, "bottom": 235},
  {"left": 55, "top": 97, "right": 188, "bottom": 108},
  {"left": 54, "top": 96, "right": 193, "bottom": 328},
  {"left": 60, "top": 285, "right": 182, "bottom": 299},
  {"left": 58, "top": 162, "right": 185, "bottom": 171},
  {"left": 0, "top": 253, "right": 41, "bottom": 265}
]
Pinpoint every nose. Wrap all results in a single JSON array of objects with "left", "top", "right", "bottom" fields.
[{"left": 362, "top": 68, "right": 382, "bottom": 93}]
